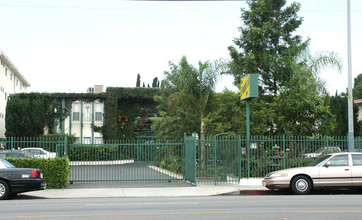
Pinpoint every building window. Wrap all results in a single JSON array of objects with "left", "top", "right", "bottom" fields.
[
  {"left": 95, "top": 103, "right": 103, "bottom": 122},
  {"left": 10, "top": 73, "right": 13, "bottom": 80},
  {"left": 84, "top": 137, "right": 91, "bottom": 144},
  {"left": 83, "top": 103, "right": 91, "bottom": 122},
  {"left": 95, "top": 137, "right": 103, "bottom": 144},
  {"left": 5, "top": 92, "right": 7, "bottom": 100},
  {"left": 5, "top": 68, "right": 7, "bottom": 76},
  {"left": 16, "top": 79, "right": 18, "bottom": 86},
  {"left": 20, "top": 83, "right": 23, "bottom": 90},
  {"left": 72, "top": 103, "right": 80, "bottom": 122}
]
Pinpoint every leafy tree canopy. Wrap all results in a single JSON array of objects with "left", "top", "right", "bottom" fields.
[{"left": 228, "top": 0, "right": 309, "bottom": 95}]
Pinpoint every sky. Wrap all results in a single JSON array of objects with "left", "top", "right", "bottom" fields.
[{"left": 1, "top": 0, "right": 361, "bottom": 95}]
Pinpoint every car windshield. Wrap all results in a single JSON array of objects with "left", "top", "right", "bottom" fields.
[
  {"left": 315, "top": 147, "right": 326, "bottom": 153},
  {"left": 0, "top": 158, "right": 15, "bottom": 168},
  {"left": 308, "top": 155, "right": 332, "bottom": 166}
]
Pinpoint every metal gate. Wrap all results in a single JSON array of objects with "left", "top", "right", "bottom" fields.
[
  {"left": 68, "top": 139, "right": 185, "bottom": 184},
  {"left": 197, "top": 134, "right": 241, "bottom": 185}
]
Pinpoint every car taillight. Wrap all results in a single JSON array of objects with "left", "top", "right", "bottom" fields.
[{"left": 31, "top": 169, "right": 40, "bottom": 178}]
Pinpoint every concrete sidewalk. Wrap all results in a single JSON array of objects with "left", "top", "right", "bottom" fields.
[{"left": 20, "top": 181, "right": 268, "bottom": 199}]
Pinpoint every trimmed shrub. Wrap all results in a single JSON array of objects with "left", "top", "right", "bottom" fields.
[{"left": 6, "top": 157, "right": 70, "bottom": 189}]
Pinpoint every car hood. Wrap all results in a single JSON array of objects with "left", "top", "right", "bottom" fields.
[{"left": 268, "top": 166, "right": 318, "bottom": 177}]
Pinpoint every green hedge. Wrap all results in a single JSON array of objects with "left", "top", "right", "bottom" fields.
[
  {"left": 6, "top": 157, "right": 70, "bottom": 189},
  {"left": 68, "top": 145, "right": 134, "bottom": 161}
]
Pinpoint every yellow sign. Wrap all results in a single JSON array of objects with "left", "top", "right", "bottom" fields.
[
  {"left": 240, "top": 74, "right": 258, "bottom": 100},
  {"left": 240, "top": 75, "right": 251, "bottom": 100}
]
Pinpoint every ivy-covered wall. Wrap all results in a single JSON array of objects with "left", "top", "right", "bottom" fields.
[
  {"left": 6, "top": 88, "right": 159, "bottom": 140},
  {"left": 104, "top": 87, "right": 160, "bottom": 140}
]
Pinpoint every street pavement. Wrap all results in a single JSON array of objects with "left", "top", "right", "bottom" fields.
[{"left": 20, "top": 181, "right": 268, "bottom": 199}]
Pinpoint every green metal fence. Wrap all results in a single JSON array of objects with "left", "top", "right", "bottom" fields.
[
  {"left": 2, "top": 135, "right": 362, "bottom": 185},
  {"left": 68, "top": 139, "right": 185, "bottom": 183}
]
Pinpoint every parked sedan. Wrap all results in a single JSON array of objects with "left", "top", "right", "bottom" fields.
[
  {"left": 263, "top": 152, "right": 362, "bottom": 195},
  {"left": 0, "top": 158, "right": 46, "bottom": 200},
  {"left": 0, "top": 150, "right": 35, "bottom": 158},
  {"left": 21, "top": 148, "right": 57, "bottom": 159}
]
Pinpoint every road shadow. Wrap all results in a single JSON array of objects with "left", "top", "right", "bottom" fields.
[
  {"left": 238, "top": 188, "right": 362, "bottom": 196},
  {"left": 66, "top": 181, "right": 194, "bottom": 189}
]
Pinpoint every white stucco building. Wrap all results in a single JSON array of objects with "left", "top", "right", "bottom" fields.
[{"left": 0, "top": 51, "right": 30, "bottom": 139}]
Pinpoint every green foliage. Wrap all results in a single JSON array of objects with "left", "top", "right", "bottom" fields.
[
  {"left": 272, "top": 86, "right": 336, "bottom": 136},
  {"left": 353, "top": 73, "right": 362, "bottom": 99},
  {"left": 204, "top": 90, "right": 274, "bottom": 136},
  {"left": 204, "top": 90, "right": 242, "bottom": 136},
  {"left": 152, "top": 56, "right": 219, "bottom": 139},
  {"left": 329, "top": 92, "right": 360, "bottom": 136},
  {"left": 152, "top": 77, "right": 159, "bottom": 88},
  {"left": 104, "top": 87, "right": 160, "bottom": 140},
  {"left": 68, "top": 145, "right": 133, "bottom": 161},
  {"left": 228, "top": 0, "right": 308, "bottom": 95},
  {"left": 5, "top": 96, "right": 47, "bottom": 137},
  {"left": 6, "top": 157, "right": 70, "bottom": 189},
  {"left": 5, "top": 93, "right": 106, "bottom": 137},
  {"left": 136, "top": 73, "right": 141, "bottom": 87},
  {"left": 154, "top": 146, "right": 183, "bottom": 174}
]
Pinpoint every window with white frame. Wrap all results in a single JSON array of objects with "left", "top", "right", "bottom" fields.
[
  {"left": 83, "top": 103, "right": 91, "bottom": 122},
  {"left": 95, "top": 103, "right": 103, "bottom": 122},
  {"left": 84, "top": 137, "right": 91, "bottom": 144},
  {"left": 95, "top": 137, "right": 103, "bottom": 144},
  {"left": 5, "top": 68, "right": 7, "bottom": 76},
  {"left": 72, "top": 103, "right": 80, "bottom": 122},
  {"left": 10, "top": 73, "right": 13, "bottom": 80}
]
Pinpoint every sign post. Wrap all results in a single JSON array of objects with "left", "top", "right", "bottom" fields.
[{"left": 240, "top": 74, "right": 259, "bottom": 178}]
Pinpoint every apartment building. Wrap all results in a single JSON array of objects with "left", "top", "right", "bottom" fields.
[
  {"left": 50, "top": 85, "right": 105, "bottom": 144},
  {"left": 0, "top": 51, "right": 30, "bottom": 139}
]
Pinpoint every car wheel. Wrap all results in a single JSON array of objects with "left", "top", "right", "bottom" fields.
[
  {"left": 0, "top": 180, "right": 10, "bottom": 200},
  {"left": 290, "top": 176, "right": 312, "bottom": 195}
]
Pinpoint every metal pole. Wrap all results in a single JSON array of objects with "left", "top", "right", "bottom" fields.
[
  {"left": 80, "top": 100, "right": 83, "bottom": 145},
  {"left": 62, "top": 99, "right": 65, "bottom": 135},
  {"left": 347, "top": 0, "right": 354, "bottom": 152},
  {"left": 92, "top": 101, "right": 94, "bottom": 145},
  {"left": 246, "top": 100, "right": 250, "bottom": 178}
]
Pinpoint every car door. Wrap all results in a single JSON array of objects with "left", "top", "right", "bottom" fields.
[
  {"left": 318, "top": 154, "right": 352, "bottom": 187},
  {"left": 351, "top": 154, "right": 362, "bottom": 186}
]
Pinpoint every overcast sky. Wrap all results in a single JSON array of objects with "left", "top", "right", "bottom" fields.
[{"left": 1, "top": 0, "right": 361, "bottom": 95}]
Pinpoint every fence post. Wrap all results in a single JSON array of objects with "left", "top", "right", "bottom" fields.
[
  {"left": 283, "top": 135, "right": 286, "bottom": 170},
  {"left": 238, "top": 135, "right": 241, "bottom": 183},
  {"left": 214, "top": 135, "right": 218, "bottom": 186},
  {"left": 64, "top": 135, "right": 68, "bottom": 158}
]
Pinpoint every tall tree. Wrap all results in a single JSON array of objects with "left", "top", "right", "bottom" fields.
[
  {"left": 353, "top": 73, "right": 362, "bottom": 99},
  {"left": 330, "top": 92, "right": 360, "bottom": 136},
  {"left": 5, "top": 96, "right": 47, "bottom": 137},
  {"left": 152, "top": 56, "right": 220, "bottom": 139},
  {"left": 271, "top": 52, "right": 342, "bottom": 136},
  {"left": 228, "top": 0, "right": 308, "bottom": 95},
  {"left": 136, "top": 74, "right": 141, "bottom": 87},
  {"left": 152, "top": 77, "right": 159, "bottom": 88}
]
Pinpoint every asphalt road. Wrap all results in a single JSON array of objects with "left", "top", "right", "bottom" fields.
[
  {"left": 2, "top": 194, "right": 362, "bottom": 219},
  {"left": 69, "top": 162, "right": 183, "bottom": 183}
]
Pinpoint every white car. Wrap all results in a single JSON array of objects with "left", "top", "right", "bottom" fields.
[
  {"left": 21, "top": 148, "right": 57, "bottom": 159},
  {"left": 263, "top": 152, "right": 362, "bottom": 195}
]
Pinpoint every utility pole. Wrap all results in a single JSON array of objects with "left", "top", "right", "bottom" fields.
[{"left": 347, "top": 0, "right": 354, "bottom": 152}]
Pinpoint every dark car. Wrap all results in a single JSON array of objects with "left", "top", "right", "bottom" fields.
[
  {"left": 0, "top": 158, "right": 46, "bottom": 200},
  {"left": 0, "top": 150, "right": 35, "bottom": 158}
]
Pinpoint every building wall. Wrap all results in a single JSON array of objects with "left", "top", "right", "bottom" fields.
[{"left": 0, "top": 53, "right": 29, "bottom": 139}]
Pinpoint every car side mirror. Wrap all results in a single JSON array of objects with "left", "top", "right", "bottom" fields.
[{"left": 325, "top": 161, "right": 331, "bottom": 167}]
